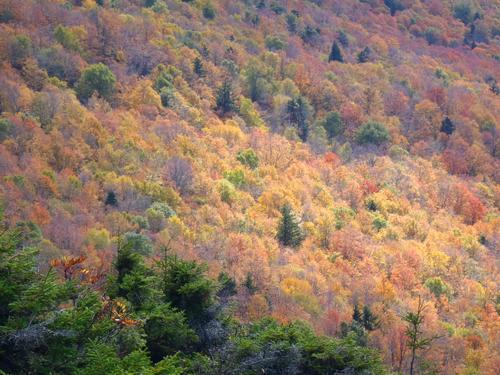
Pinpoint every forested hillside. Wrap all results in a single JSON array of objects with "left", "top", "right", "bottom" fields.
[{"left": 0, "top": 0, "right": 499, "bottom": 373}]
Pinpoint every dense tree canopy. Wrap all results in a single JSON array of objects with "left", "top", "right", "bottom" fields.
[{"left": 0, "top": 0, "right": 498, "bottom": 373}]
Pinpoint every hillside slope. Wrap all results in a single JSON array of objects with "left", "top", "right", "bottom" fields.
[{"left": 0, "top": 0, "right": 499, "bottom": 373}]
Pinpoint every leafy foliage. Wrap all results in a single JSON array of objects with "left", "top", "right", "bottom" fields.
[
  {"left": 75, "top": 63, "right": 116, "bottom": 102},
  {"left": 0, "top": 0, "right": 498, "bottom": 373},
  {"left": 356, "top": 121, "right": 391, "bottom": 145}
]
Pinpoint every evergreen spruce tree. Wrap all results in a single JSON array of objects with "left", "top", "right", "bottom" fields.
[
  {"left": 352, "top": 304, "right": 362, "bottom": 323},
  {"left": 105, "top": 191, "right": 118, "bottom": 207},
  {"left": 357, "top": 47, "right": 371, "bottom": 63},
  {"left": 329, "top": 41, "right": 344, "bottom": 62},
  {"left": 215, "top": 80, "right": 237, "bottom": 116},
  {"left": 338, "top": 30, "right": 349, "bottom": 47},
  {"left": 362, "top": 305, "right": 379, "bottom": 331},
  {"left": 384, "top": 0, "right": 405, "bottom": 16},
  {"left": 440, "top": 116, "right": 455, "bottom": 135},
  {"left": 244, "top": 273, "right": 257, "bottom": 294},
  {"left": 193, "top": 57, "right": 204, "bottom": 77},
  {"left": 404, "top": 297, "right": 438, "bottom": 375},
  {"left": 287, "top": 96, "right": 311, "bottom": 142},
  {"left": 276, "top": 204, "right": 304, "bottom": 248}
]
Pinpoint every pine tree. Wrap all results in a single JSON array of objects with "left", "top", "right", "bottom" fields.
[
  {"left": 193, "top": 57, "right": 205, "bottom": 77},
  {"left": 404, "top": 297, "right": 438, "bottom": 375},
  {"left": 352, "top": 304, "right": 362, "bottom": 323},
  {"left": 105, "top": 191, "right": 118, "bottom": 207},
  {"left": 338, "top": 30, "right": 349, "bottom": 47},
  {"left": 287, "top": 96, "right": 311, "bottom": 142},
  {"left": 328, "top": 41, "right": 344, "bottom": 63},
  {"left": 244, "top": 273, "right": 257, "bottom": 294},
  {"left": 158, "top": 252, "right": 214, "bottom": 322},
  {"left": 440, "top": 116, "right": 455, "bottom": 135},
  {"left": 357, "top": 47, "right": 371, "bottom": 63},
  {"left": 384, "top": 0, "right": 405, "bottom": 16},
  {"left": 362, "top": 305, "right": 379, "bottom": 331},
  {"left": 276, "top": 204, "right": 304, "bottom": 248},
  {"left": 215, "top": 81, "right": 237, "bottom": 116}
]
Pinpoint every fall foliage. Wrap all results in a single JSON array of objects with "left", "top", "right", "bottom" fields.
[{"left": 0, "top": 0, "right": 498, "bottom": 373}]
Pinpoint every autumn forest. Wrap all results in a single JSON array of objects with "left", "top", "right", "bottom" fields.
[{"left": 0, "top": 0, "right": 499, "bottom": 374}]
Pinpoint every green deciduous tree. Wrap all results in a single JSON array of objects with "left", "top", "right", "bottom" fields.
[
  {"left": 76, "top": 63, "right": 116, "bottom": 102},
  {"left": 356, "top": 121, "right": 391, "bottom": 145},
  {"left": 319, "top": 111, "right": 344, "bottom": 140},
  {"left": 9, "top": 35, "right": 32, "bottom": 69},
  {"left": 54, "top": 25, "right": 81, "bottom": 51}
]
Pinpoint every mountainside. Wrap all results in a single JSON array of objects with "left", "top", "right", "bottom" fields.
[{"left": 0, "top": 0, "right": 499, "bottom": 374}]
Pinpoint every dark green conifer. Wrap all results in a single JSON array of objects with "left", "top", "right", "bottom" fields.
[
  {"left": 329, "top": 41, "right": 344, "bottom": 63},
  {"left": 193, "top": 57, "right": 204, "bottom": 77},
  {"left": 352, "top": 304, "right": 362, "bottom": 323},
  {"left": 362, "top": 305, "right": 379, "bottom": 331},
  {"left": 215, "top": 81, "right": 237, "bottom": 116},
  {"left": 276, "top": 204, "right": 304, "bottom": 248},
  {"left": 357, "top": 47, "right": 371, "bottom": 63},
  {"left": 440, "top": 116, "right": 455, "bottom": 135},
  {"left": 105, "top": 191, "right": 118, "bottom": 206},
  {"left": 287, "top": 96, "right": 311, "bottom": 142}
]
